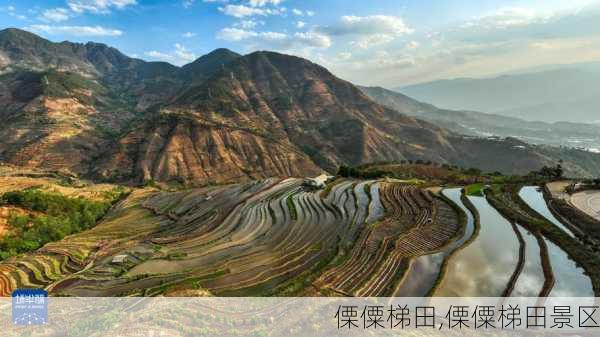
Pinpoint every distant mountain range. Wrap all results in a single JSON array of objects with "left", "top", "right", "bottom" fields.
[
  {"left": 2, "top": 28, "right": 600, "bottom": 184},
  {"left": 399, "top": 64, "right": 600, "bottom": 123},
  {"left": 360, "top": 86, "right": 600, "bottom": 151}
]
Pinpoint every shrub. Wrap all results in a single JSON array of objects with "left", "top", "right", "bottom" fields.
[{"left": 0, "top": 189, "right": 126, "bottom": 260}]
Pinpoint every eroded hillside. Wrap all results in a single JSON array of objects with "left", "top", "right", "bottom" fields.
[{"left": 2, "top": 28, "right": 600, "bottom": 186}]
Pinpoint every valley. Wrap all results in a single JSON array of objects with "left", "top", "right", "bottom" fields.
[{"left": 361, "top": 85, "right": 600, "bottom": 152}]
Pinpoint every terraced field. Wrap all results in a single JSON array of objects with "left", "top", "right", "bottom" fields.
[
  {"left": 315, "top": 184, "right": 460, "bottom": 296},
  {"left": 3, "top": 173, "right": 591, "bottom": 298},
  {"left": 485, "top": 186, "right": 595, "bottom": 296},
  {"left": 0, "top": 177, "right": 462, "bottom": 296},
  {"left": 571, "top": 190, "right": 600, "bottom": 222}
]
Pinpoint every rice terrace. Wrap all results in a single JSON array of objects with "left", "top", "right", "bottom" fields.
[{"left": 1, "top": 162, "right": 599, "bottom": 298}]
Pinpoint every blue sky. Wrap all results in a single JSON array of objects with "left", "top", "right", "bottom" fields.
[{"left": 2, "top": 0, "right": 600, "bottom": 86}]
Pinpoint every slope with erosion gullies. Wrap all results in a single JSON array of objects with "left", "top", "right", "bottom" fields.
[
  {"left": 175, "top": 51, "right": 461, "bottom": 167},
  {"left": 0, "top": 28, "right": 183, "bottom": 112},
  {"left": 0, "top": 69, "right": 137, "bottom": 175},
  {"left": 3, "top": 28, "right": 600, "bottom": 184},
  {"left": 96, "top": 51, "right": 463, "bottom": 184}
]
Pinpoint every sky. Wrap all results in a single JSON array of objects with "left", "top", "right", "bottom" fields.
[{"left": 1, "top": 0, "right": 600, "bottom": 87}]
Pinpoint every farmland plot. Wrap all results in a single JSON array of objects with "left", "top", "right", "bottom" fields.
[{"left": 0, "top": 178, "right": 461, "bottom": 297}]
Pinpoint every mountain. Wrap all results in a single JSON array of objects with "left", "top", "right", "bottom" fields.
[
  {"left": 2, "top": 28, "right": 600, "bottom": 184},
  {"left": 179, "top": 48, "right": 241, "bottom": 83},
  {"left": 360, "top": 86, "right": 600, "bottom": 151},
  {"left": 399, "top": 66, "right": 600, "bottom": 123}
]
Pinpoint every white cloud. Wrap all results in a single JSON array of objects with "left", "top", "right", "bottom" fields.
[
  {"left": 67, "top": 0, "right": 137, "bottom": 14},
  {"left": 292, "top": 8, "right": 303, "bottom": 16},
  {"left": 217, "top": 27, "right": 259, "bottom": 41},
  {"left": 316, "top": 15, "right": 413, "bottom": 49},
  {"left": 219, "top": 4, "right": 267, "bottom": 18},
  {"left": 40, "top": 8, "right": 70, "bottom": 22},
  {"left": 320, "top": 15, "right": 414, "bottom": 37},
  {"left": 337, "top": 52, "right": 352, "bottom": 60},
  {"left": 351, "top": 34, "right": 395, "bottom": 49},
  {"left": 248, "top": 0, "right": 283, "bottom": 7},
  {"left": 145, "top": 50, "right": 174, "bottom": 61},
  {"left": 218, "top": 2, "right": 286, "bottom": 17},
  {"left": 305, "top": 10, "right": 315, "bottom": 17},
  {"left": 347, "top": 50, "right": 415, "bottom": 71},
  {"left": 144, "top": 44, "right": 197, "bottom": 65},
  {"left": 174, "top": 43, "right": 196, "bottom": 62},
  {"left": 296, "top": 21, "right": 306, "bottom": 28},
  {"left": 217, "top": 27, "right": 330, "bottom": 49},
  {"left": 219, "top": 5, "right": 287, "bottom": 19},
  {"left": 260, "top": 31, "right": 288, "bottom": 41},
  {"left": 3, "top": 5, "right": 27, "bottom": 20},
  {"left": 183, "top": 0, "right": 195, "bottom": 8},
  {"left": 293, "top": 31, "right": 331, "bottom": 48},
  {"left": 26, "top": 24, "right": 123, "bottom": 36},
  {"left": 183, "top": 32, "right": 197, "bottom": 38},
  {"left": 405, "top": 40, "right": 420, "bottom": 50},
  {"left": 235, "top": 20, "right": 260, "bottom": 29},
  {"left": 469, "top": 7, "right": 539, "bottom": 29}
]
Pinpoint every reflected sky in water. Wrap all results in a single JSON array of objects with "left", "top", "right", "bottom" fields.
[
  {"left": 511, "top": 227, "right": 544, "bottom": 297},
  {"left": 435, "top": 196, "right": 519, "bottom": 296},
  {"left": 393, "top": 188, "right": 472, "bottom": 296},
  {"left": 519, "top": 186, "right": 575, "bottom": 237}
]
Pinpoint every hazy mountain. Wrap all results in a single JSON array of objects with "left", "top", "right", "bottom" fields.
[
  {"left": 360, "top": 86, "right": 600, "bottom": 151},
  {"left": 399, "top": 66, "right": 600, "bottom": 123},
  {"left": 2, "top": 28, "right": 600, "bottom": 184}
]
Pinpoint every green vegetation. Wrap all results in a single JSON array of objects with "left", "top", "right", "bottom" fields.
[
  {"left": 338, "top": 165, "right": 387, "bottom": 179},
  {"left": 0, "top": 188, "right": 127, "bottom": 260},
  {"left": 337, "top": 162, "right": 568, "bottom": 189},
  {"left": 464, "top": 183, "right": 484, "bottom": 196},
  {"left": 42, "top": 70, "right": 106, "bottom": 104},
  {"left": 286, "top": 194, "right": 297, "bottom": 221},
  {"left": 525, "top": 163, "right": 564, "bottom": 181}
]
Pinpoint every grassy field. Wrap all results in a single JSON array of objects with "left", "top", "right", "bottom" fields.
[{"left": 464, "top": 183, "right": 484, "bottom": 196}]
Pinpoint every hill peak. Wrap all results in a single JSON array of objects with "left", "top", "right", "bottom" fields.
[{"left": 179, "top": 48, "right": 241, "bottom": 81}]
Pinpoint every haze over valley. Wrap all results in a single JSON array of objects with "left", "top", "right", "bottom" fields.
[{"left": 399, "top": 63, "right": 600, "bottom": 124}]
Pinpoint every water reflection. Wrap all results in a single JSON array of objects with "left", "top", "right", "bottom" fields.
[
  {"left": 519, "top": 186, "right": 575, "bottom": 238},
  {"left": 435, "top": 195, "right": 519, "bottom": 296},
  {"left": 366, "top": 183, "right": 385, "bottom": 224},
  {"left": 393, "top": 188, "right": 473, "bottom": 296},
  {"left": 546, "top": 240, "right": 594, "bottom": 297},
  {"left": 518, "top": 186, "right": 593, "bottom": 296},
  {"left": 511, "top": 227, "right": 544, "bottom": 296}
]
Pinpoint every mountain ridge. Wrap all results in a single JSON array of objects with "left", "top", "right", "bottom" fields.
[
  {"left": 361, "top": 85, "right": 600, "bottom": 151},
  {"left": 2, "top": 28, "right": 600, "bottom": 184},
  {"left": 398, "top": 66, "right": 600, "bottom": 123}
]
